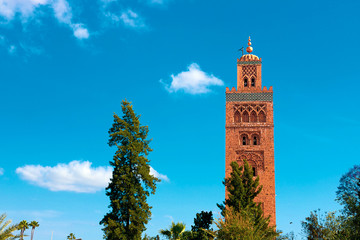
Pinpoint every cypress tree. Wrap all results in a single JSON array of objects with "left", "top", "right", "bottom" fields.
[
  {"left": 217, "top": 160, "right": 263, "bottom": 219},
  {"left": 216, "top": 160, "right": 278, "bottom": 239},
  {"left": 100, "top": 100, "right": 159, "bottom": 240}
]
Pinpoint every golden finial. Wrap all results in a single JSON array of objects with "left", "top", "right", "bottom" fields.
[{"left": 246, "top": 36, "right": 253, "bottom": 53}]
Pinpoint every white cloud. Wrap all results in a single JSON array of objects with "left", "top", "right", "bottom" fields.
[
  {"left": 52, "top": 0, "right": 72, "bottom": 24},
  {"left": 16, "top": 160, "right": 169, "bottom": 193},
  {"left": 150, "top": 166, "right": 169, "bottom": 182},
  {"left": 120, "top": 9, "right": 145, "bottom": 28},
  {"left": 162, "top": 63, "right": 224, "bottom": 94},
  {"left": 0, "top": 0, "right": 48, "bottom": 21},
  {"left": 72, "top": 24, "right": 89, "bottom": 39},
  {"left": 16, "top": 160, "right": 112, "bottom": 193},
  {"left": 0, "top": 168, "right": 4, "bottom": 175},
  {"left": 0, "top": 0, "right": 89, "bottom": 40}
]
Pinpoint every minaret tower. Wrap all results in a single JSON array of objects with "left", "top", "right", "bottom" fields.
[{"left": 225, "top": 37, "right": 276, "bottom": 225}]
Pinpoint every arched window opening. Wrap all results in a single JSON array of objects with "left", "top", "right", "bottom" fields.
[
  {"left": 252, "top": 167, "right": 257, "bottom": 176},
  {"left": 242, "top": 111, "right": 249, "bottom": 122},
  {"left": 250, "top": 111, "right": 257, "bottom": 122},
  {"left": 240, "top": 134, "right": 249, "bottom": 145},
  {"left": 259, "top": 111, "right": 266, "bottom": 122},
  {"left": 242, "top": 136, "right": 247, "bottom": 145},
  {"left": 253, "top": 136, "right": 258, "bottom": 145},
  {"left": 234, "top": 111, "right": 241, "bottom": 123},
  {"left": 251, "top": 78, "right": 255, "bottom": 87},
  {"left": 244, "top": 78, "right": 248, "bottom": 87}
]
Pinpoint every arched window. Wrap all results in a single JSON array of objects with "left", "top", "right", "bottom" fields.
[
  {"left": 242, "top": 136, "right": 248, "bottom": 145},
  {"left": 240, "top": 134, "right": 249, "bottom": 145},
  {"left": 250, "top": 111, "right": 257, "bottom": 122},
  {"left": 251, "top": 77, "right": 255, "bottom": 87},
  {"left": 244, "top": 78, "right": 248, "bottom": 87},
  {"left": 259, "top": 111, "right": 266, "bottom": 122},
  {"left": 242, "top": 111, "right": 249, "bottom": 122},
  {"left": 252, "top": 167, "right": 257, "bottom": 176},
  {"left": 253, "top": 136, "right": 258, "bottom": 145},
  {"left": 234, "top": 111, "right": 241, "bottom": 123}
]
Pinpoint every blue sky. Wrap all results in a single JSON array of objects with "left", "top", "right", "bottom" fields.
[{"left": 1, "top": 0, "right": 360, "bottom": 239}]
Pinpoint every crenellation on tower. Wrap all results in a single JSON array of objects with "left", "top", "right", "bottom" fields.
[{"left": 225, "top": 37, "right": 276, "bottom": 226}]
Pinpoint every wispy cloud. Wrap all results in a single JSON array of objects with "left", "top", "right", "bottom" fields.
[
  {"left": 8, "top": 45, "right": 16, "bottom": 54},
  {"left": 16, "top": 160, "right": 169, "bottom": 193},
  {"left": 147, "top": 0, "right": 169, "bottom": 5},
  {"left": 0, "top": 168, "right": 4, "bottom": 176},
  {"left": 104, "top": 9, "right": 146, "bottom": 29},
  {"left": 0, "top": 0, "right": 160, "bottom": 54},
  {"left": 120, "top": 9, "right": 146, "bottom": 29},
  {"left": 150, "top": 166, "right": 169, "bottom": 182},
  {"left": 0, "top": 0, "right": 48, "bottom": 21},
  {"left": 0, "top": 0, "right": 89, "bottom": 40},
  {"left": 161, "top": 63, "right": 224, "bottom": 94}
]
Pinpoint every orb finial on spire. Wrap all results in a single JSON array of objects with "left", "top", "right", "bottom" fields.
[{"left": 246, "top": 36, "right": 253, "bottom": 53}]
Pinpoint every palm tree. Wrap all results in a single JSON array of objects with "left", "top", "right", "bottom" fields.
[
  {"left": 18, "top": 221, "right": 28, "bottom": 240},
  {"left": 159, "top": 222, "right": 186, "bottom": 240},
  {"left": 66, "top": 233, "right": 76, "bottom": 240},
  {"left": 0, "top": 213, "right": 19, "bottom": 240},
  {"left": 28, "top": 221, "right": 39, "bottom": 240}
]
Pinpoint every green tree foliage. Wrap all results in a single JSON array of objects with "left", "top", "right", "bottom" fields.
[
  {"left": 189, "top": 211, "right": 213, "bottom": 240},
  {"left": 18, "top": 221, "right": 28, "bottom": 240},
  {"left": 276, "top": 231, "right": 296, "bottom": 240},
  {"left": 217, "top": 160, "right": 263, "bottom": 221},
  {"left": 29, "top": 221, "right": 39, "bottom": 240},
  {"left": 66, "top": 233, "right": 76, "bottom": 240},
  {"left": 336, "top": 165, "right": 360, "bottom": 239},
  {"left": 142, "top": 234, "right": 159, "bottom": 240},
  {"left": 301, "top": 209, "right": 349, "bottom": 240},
  {"left": 0, "top": 213, "right": 19, "bottom": 240},
  {"left": 191, "top": 211, "right": 213, "bottom": 232},
  {"left": 159, "top": 222, "right": 186, "bottom": 240},
  {"left": 215, "top": 206, "right": 279, "bottom": 240},
  {"left": 100, "top": 100, "right": 159, "bottom": 240},
  {"left": 215, "top": 160, "right": 277, "bottom": 239}
]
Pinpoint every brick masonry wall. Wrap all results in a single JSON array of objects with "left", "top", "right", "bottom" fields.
[{"left": 225, "top": 100, "right": 276, "bottom": 226}]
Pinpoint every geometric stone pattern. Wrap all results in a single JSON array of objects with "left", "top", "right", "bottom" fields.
[
  {"left": 233, "top": 104, "right": 266, "bottom": 113},
  {"left": 235, "top": 150, "right": 265, "bottom": 171},
  {"left": 242, "top": 65, "right": 257, "bottom": 77},
  {"left": 226, "top": 92, "right": 273, "bottom": 102},
  {"left": 237, "top": 60, "right": 262, "bottom": 65}
]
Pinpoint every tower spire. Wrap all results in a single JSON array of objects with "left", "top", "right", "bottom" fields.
[{"left": 246, "top": 36, "right": 253, "bottom": 53}]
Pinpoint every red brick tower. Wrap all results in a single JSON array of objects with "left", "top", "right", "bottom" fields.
[{"left": 225, "top": 37, "right": 276, "bottom": 225}]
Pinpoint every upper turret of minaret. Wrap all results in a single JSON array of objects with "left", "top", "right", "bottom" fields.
[
  {"left": 239, "top": 36, "right": 261, "bottom": 62},
  {"left": 235, "top": 36, "right": 266, "bottom": 92}
]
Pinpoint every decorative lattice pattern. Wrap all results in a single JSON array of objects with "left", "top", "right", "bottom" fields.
[
  {"left": 226, "top": 92, "right": 273, "bottom": 102},
  {"left": 234, "top": 104, "right": 266, "bottom": 114},
  {"left": 235, "top": 151, "right": 265, "bottom": 171},
  {"left": 233, "top": 104, "right": 267, "bottom": 123},
  {"left": 242, "top": 65, "right": 256, "bottom": 77}
]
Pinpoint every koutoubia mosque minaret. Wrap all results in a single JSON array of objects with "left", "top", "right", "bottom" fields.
[{"left": 225, "top": 37, "right": 276, "bottom": 225}]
